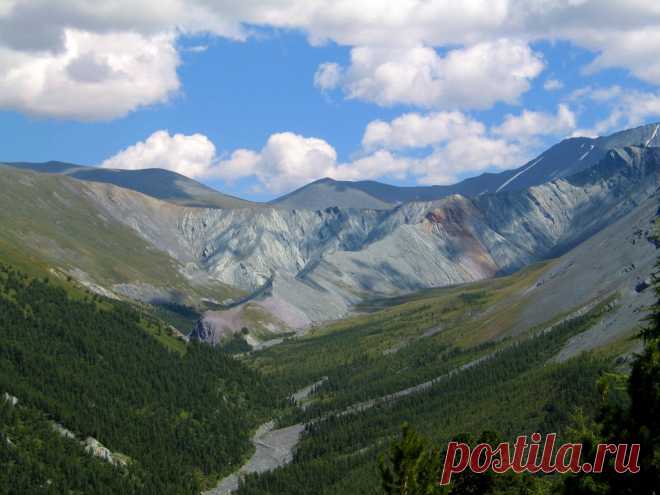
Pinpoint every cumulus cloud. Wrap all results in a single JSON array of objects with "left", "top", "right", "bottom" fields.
[
  {"left": 216, "top": 132, "right": 409, "bottom": 193},
  {"left": 413, "top": 136, "right": 526, "bottom": 185},
  {"left": 362, "top": 111, "right": 485, "bottom": 150},
  {"left": 324, "top": 40, "right": 544, "bottom": 109},
  {"left": 359, "top": 106, "right": 579, "bottom": 185},
  {"left": 101, "top": 130, "right": 217, "bottom": 177},
  {"left": 493, "top": 104, "right": 577, "bottom": 140},
  {"left": 3, "top": 1, "right": 660, "bottom": 119},
  {"left": 569, "top": 86, "right": 660, "bottom": 137},
  {"left": 101, "top": 99, "right": 587, "bottom": 194},
  {"left": 0, "top": 29, "right": 179, "bottom": 120},
  {"left": 210, "top": 106, "right": 567, "bottom": 191}
]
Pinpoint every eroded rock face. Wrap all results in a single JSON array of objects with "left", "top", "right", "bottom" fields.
[
  {"left": 84, "top": 146, "right": 660, "bottom": 328},
  {"left": 189, "top": 315, "right": 224, "bottom": 345}
]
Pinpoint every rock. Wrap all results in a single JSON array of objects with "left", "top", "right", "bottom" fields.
[
  {"left": 51, "top": 422, "right": 76, "bottom": 439},
  {"left": 83, "top": 437, "right": 128, "bottom": 467},
  {"left": 189, "top": 317, "right": 220, "bottom": 344},
  {"left": 636, "top": 278, "right": 651, "bottom": 293}
]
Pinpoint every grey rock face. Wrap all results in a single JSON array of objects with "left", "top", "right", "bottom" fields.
[
  {"left": 80, "top": 145, "right": 660, "bottom": 331},
  {"left": 189, "top": 317, "right": 219, "bottom": 344}
]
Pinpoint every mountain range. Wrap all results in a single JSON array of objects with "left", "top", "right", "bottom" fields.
[
  {"left": 1, "top": 122, "right": 659, "bottom": 347},
  {"left": 272, "top": 122, "right": 660, "bottom": 209}
]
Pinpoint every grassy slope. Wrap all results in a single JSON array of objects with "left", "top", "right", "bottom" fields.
[
  {"left": 0, "top": 166, "right": 240, "bottom": 305},
  {"left": 248, "top": 262, "right": 559, "bottom": 400},
  {"left": 238, "top": 303, "right": 626, "bottom": 495}
]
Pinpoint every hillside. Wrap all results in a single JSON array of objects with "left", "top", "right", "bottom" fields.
[
  {"left": 84, "top": 145, "right": 660, "bottom": 331},
  {"left": 0, "top": 263, "right": 281, "bottom": 493},
  {"left": 0, "top": 161, "right": 258, "bottom": 209},
  {"left": 232, "top": 257, "right": 644, "bottom": 494},
  {"left": 0, "top": 165, "right": 243, "bottom": 307},
  {"left": 1, "top": 142, "right": 659, "bottom": 346},
  {"left": 1, "top": 127, "right": 659, "bottom": 494}
]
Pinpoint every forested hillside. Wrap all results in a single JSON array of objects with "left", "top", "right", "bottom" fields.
[
  {"left": 233, "top": 264, "right": 639, "bottom": 494},
  {"left": 0, "top": 263, "right": 282, "bottom": 493}
]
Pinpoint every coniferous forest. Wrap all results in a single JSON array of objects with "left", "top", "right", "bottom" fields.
[
  {"left": 0, "top": 255, "right": 658, "bottom": 494},
  {"left": 0, "top": 263, "right": 281, "bottom": 493}
]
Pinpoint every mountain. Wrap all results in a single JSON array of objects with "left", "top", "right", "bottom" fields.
[
  {"left": 3, "top": 125, "right": 659, "bottom": 494},
  {"left": 0, "top": 161, "right": 258, "bottom": 209},
  {"left": 1, "top": 125, "right": 659, "bottom": 347},
  {"left": 2, "top": 142, "right": 656, "bottom": 339},
  {"left": 0, "top": 261, "right": 277, "bottom": 493},
  {"left": 0, "top": 165, "right": 242, "bottom": 305},
  {"left": 271, "top": 122, "right": 660, "bottom": 209},
  {"left": 272, "top": 177, "right": 395, "bottom": 210}
]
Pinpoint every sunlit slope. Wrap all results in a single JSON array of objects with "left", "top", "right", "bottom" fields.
[
  {"left": 0, "top": 165, "right": 240, "bottom": 305},
  {"left": 249, "top": 190, "right": 656, "bottom": 411}
]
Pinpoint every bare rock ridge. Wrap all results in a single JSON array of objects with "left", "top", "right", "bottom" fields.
[{"left": 81, "top": 145, "right": 660, "bottom": 330}]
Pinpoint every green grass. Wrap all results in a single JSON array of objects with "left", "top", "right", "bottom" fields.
[
  {"left": 0, "top": 166, "right": 241, "bottom": 306},
  {"left": 248, "top": 262, "right": 552, "bottom": 390}
]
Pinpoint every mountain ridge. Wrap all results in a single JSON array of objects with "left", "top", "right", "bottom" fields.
[
  {"left": 72, "top": 144, "right": 660, "bottom": 331},
  {"left": 2, "top": 124, "right": 660, "bottom": 346},
  {"left": 271, "top": 122, "right": 660, "bottom": 210},
  {"left": 0, "top": 161, "right": 259, "bottom": 209}
]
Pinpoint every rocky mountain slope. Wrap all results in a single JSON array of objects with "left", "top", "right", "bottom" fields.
[
  {"left": 272, "top": 122, "right": 660, "bottom": 209},
  {"left": 2, "top": 131, "right": 659, "bottom": 346},
  {"left": 79, "top": 145, "right": 660, "bottom": 336},
  {"left": 0, "top": 165, "right": 242, "bottom": 305}
]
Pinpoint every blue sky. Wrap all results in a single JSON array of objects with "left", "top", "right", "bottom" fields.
[{"left": 2, "top": 1, "right": 660, "bottom": 201}]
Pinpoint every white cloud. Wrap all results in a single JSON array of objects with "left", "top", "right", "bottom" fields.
[
  {"left": 569, "top": 86, "right": 660, "bottom": 137},
  {"left": 543, "top": 79, "right": 563, "bottom": 91},
  {"left": 333, "top": 151, "right": 411, "bottom": 182},
  {"left": 327, "top": 40, "right": 544, "bottom": 109},
  {"left": 493, "top": 104, "right": 576, "bottom": 140},
  {"left": 414, "top": 136, "right": 526, "bottom": 185},
  {"left": 4, "top": 1, "right": 660, "bottom": 118},
  {"left": 362, "top": 111, "right": 485, "bottom": 150},
  {"left": 216, "top": 132, "right": 410, "bottom": 193},
  {"left": 220, "top": 129, "right": 528, "bottom": 191},
  {"left": 101, "top": 130, "right": 216, "bottom": 178},
  {"left": 103, "top": 101, "right": 582, "bottom": 193},
  {"left": 96, "top": 128, "right": 410, "bottom": 193},
  {"left": 313, "top": 62, "right": 342, "bottom": 91},
  {"left": 250, "top": 132, "right": 339, "bottom": 192},
  {"left": 359, "top": 106, "right": 579, "bottom": 185},
  {"left": 0, "top": 29, "right": 179, "bottom": 120}
]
